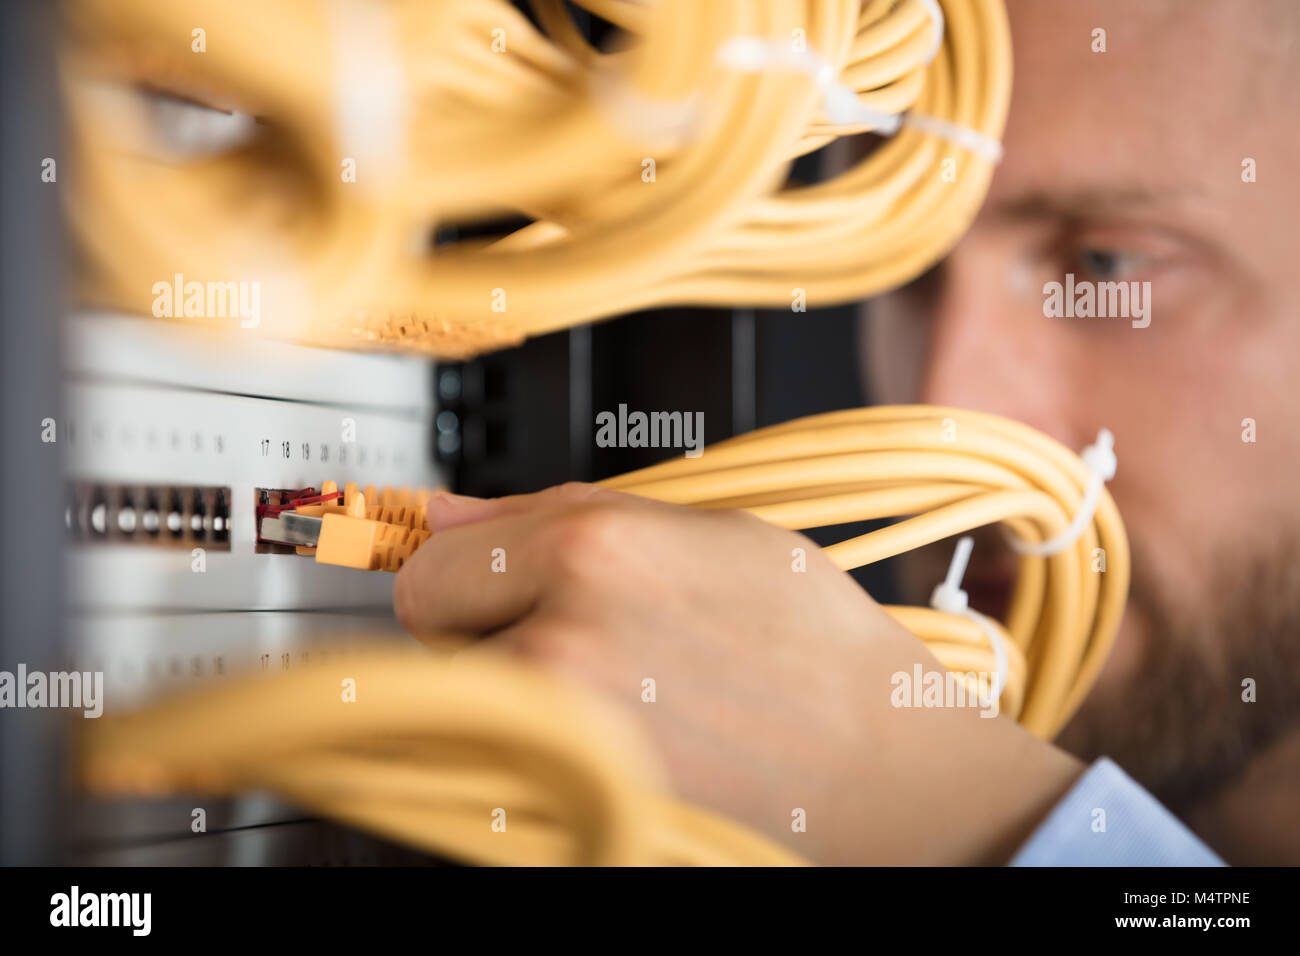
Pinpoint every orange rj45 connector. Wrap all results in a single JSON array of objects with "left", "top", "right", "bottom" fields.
[{"left": 258, "top": 480, "right": 435, "bottom": 572}]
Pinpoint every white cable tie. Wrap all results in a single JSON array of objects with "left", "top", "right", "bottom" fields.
[
  {"left": 901, "top": 112, "right": 1004, "bottom": 163},
  {"left": 916, "top": 0, "right": 946, "bottom": 64},
  {"left": 929, "top": 535, "right": 1008, "bottom": 710},
  {"left": 717, "top": 37, "right": 901, "bottom": 134},
  {"left": 929, "top": 533, "right": 973, "bottom": 615},
  {"left": 1006, "top": 428, "right": 1117, "bottom": 557},
  {"left": 716, "top": 37, "right": 1003, "bottom": 161}
]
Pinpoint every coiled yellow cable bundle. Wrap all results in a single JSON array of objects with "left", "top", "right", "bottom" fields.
[
  {"left": 603, "top": 405, "right": 1129, "bottom": 739},
  {"left": 79, "top": 408, "right": 1128, "bottom": 865},
  {"left": 60, "top": 0, "right": 1010, "bottom": 357}
]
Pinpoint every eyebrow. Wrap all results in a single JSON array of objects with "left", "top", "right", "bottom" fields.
[{"left": 989, "top": 186, "right": 1205, "bottom": 221}]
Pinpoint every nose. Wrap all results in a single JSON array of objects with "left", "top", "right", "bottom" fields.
[{"left": 918, "top": 242, "right": 1082, "bottom": 450}]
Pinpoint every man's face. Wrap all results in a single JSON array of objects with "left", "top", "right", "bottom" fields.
[{"left": 863, "top": 0, "right": 1300, "bottom": 804}]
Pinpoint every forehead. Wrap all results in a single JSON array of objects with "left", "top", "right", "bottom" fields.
[{"left": 991, "top": 0, "right": 1288, "bottom": 204}]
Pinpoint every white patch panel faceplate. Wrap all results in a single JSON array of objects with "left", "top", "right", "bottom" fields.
[
  {"left": 64, "top": 312, "right": 443, "bottom": 859},
  {"left": 64, "top": 312, "right": 440, "bottom": 619}
]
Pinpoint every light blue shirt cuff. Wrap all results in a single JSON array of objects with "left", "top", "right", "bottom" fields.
[{"left": 1010, "top": 757, "right": 1225, "bottom": 866}]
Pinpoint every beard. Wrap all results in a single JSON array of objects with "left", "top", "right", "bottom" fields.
[{"left": 1054, "top": 534, "right": 1300, "bottom": 813}]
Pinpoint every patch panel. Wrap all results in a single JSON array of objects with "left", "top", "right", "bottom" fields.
[
  {"left": 58, "top": 312, "right": 443, "bottom": 864},
  {"left": 65, "top": 482, "right": 231, "bottom": 550}
]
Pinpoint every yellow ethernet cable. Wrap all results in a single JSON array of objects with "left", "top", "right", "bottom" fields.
[
  {"left": 80, "top": 407, "right": 1128, "bottom": 865},
  {"left": 61, "top": 0, "right": 1115, "bottom": 867},
  {"left": 79, "top": 646, "right": 807, "bottom": 866},
  {"left": 59, "top": 0, "right": 1011, "bottom": 357},
  {"left": 602, "top": 405, "right": 1128, "bottom": 737},
  {"left": 260, "top": 407, "right": 1126, "bottom": 737}
]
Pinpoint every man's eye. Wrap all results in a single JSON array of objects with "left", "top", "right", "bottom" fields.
[{"left": 1072, "top": 247, "right": 1141, "bottom": 281}]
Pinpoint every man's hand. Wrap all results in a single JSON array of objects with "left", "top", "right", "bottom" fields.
[{"left": 394, "top": 482, "right": 1083, "bottom": 864}]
